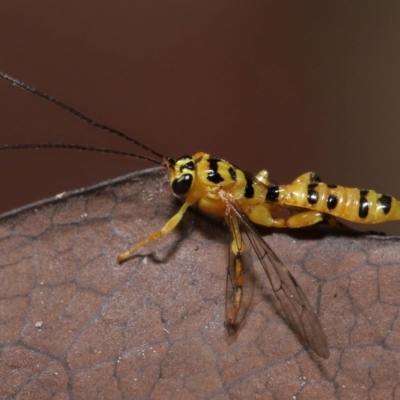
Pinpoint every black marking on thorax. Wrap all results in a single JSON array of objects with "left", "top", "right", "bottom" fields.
[
  {"left": 228, "top": 166, "right": 237, "bottom": 181},
  {"left": 266, "top": 185, "right": 280, "bottom": 202},
  {"left": 378, "top": 194, "right": 392, "bottom": 215},
  {"left": 207, "top": 158, "right": 224, "bottom": 184},
  {"left": 307, "top": 183, "right": 319, "bottom": 205},
  {"left": 244, "top": 178, "right": 255, "bottom": 199},
  {"left": 359, "top": 189, "right": 369, "bottom": 218}
]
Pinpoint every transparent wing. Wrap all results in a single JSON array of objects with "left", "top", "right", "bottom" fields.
[{"left": 230, "top": 201, "right": 330, "bottom": 359}]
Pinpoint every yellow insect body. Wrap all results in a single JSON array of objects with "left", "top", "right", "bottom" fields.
[
  {"left": 3, "top": 71, "right": 400, "bottom": 360},
  {"left": 163, "top": 152, "right": 400, "bottom": 232}
]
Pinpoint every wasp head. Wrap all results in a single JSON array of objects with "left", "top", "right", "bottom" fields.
[{"left": 165, "top": 155, "right": 195, "bottom": 197}]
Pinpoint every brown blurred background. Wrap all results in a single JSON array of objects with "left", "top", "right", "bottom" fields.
[{"left": 1, "top": 1, "right": 400, "bottom": 233}]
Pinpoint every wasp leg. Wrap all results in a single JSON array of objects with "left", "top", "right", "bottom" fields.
[
  {"left": 247, "top": 204, "right": 287, "bottom": 228},
  {"left": 324, "top": 214, "right": 342, "bottom": 228},
  {"left": 254, "top": 169, "right": 270, "bottom": 185},
  {"left": 226, "top": 214, "right": 245, "bottom": 327},
  {"left": 192, "top": 151, "right": 207, "bottom": 162},
  {"left": 118, "top": 202, "right": 190, "bottom": 264},
  {"left": 247, "top": 204, "right": 325, "bottom": 228},
  {"left": 291, "top": 171, "right": 322, "bottom": 184},
  {"left": 284, "top": 210, "right": 324, "bottom": 227}
]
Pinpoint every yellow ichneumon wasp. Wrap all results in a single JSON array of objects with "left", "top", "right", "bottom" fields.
[{"left": 2, "top": 72, "right": 400, "bottom": 360}]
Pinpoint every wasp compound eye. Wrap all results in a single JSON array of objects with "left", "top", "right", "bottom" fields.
[{"left": 172, "top": 174, "right": 193, "bottom": 196}]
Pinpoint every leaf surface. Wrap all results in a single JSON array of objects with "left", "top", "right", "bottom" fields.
[{"left": 1, "top": 168, "right": 400, "bottom": 399}]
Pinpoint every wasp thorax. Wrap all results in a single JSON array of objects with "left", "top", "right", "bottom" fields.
[{"left": 170, "top": 155, "right": 195, "bottom": 196}]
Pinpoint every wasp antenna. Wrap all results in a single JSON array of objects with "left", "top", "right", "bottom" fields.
[
  {"left": 0, "top": 143, "right": 161, "bottom": 165},
  {"left": 0, "top": 71, "right": 165, "bottom": 161}
]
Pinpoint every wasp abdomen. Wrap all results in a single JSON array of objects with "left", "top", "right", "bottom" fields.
[{"left": 280, "top": 182, "right": 400, "bottom": 224}]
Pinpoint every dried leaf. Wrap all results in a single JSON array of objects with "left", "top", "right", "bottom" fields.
[{"left": 1, "top": 168, "right": 400, "bottom": 399}]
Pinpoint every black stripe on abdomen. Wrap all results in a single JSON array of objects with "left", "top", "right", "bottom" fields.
[
  {"left": 327, "top": 194, "right": 338, "bottom": 210},
  {"left": 359, "top": 189, "right": 369, "bottom": 219},
  {"left": 378, "top": 194, "right": 392, "bottom": 215},
  {"left": 307, "top": 183, "right": 319, "bottom": 205}
]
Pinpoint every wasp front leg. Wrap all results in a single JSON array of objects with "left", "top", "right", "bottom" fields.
[{"left": 118, "top": 202, "right": 190, "bottom": 263}]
